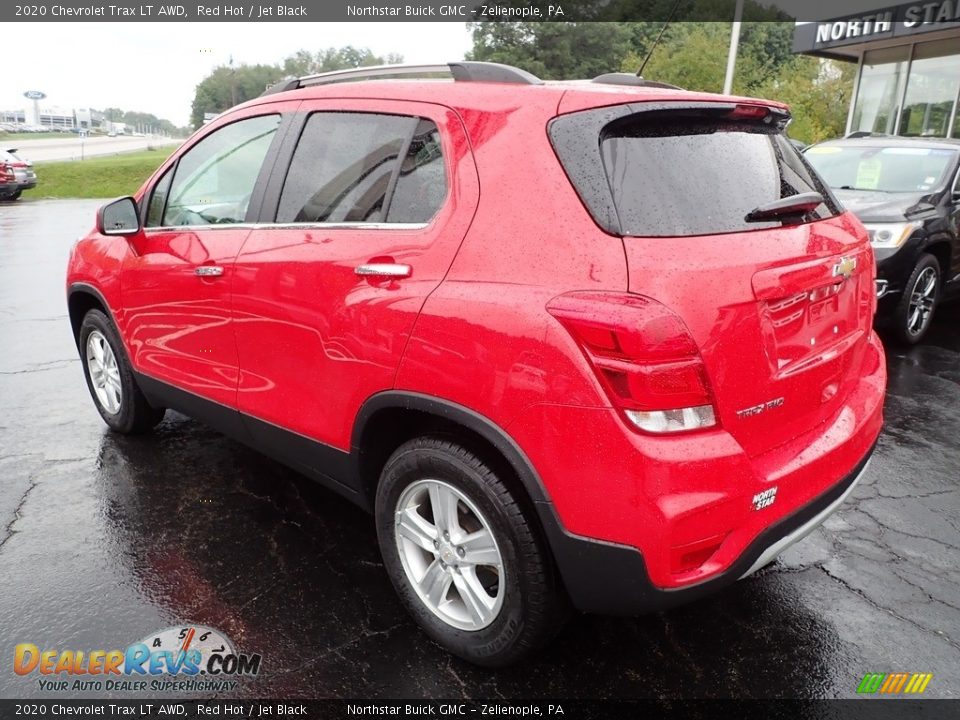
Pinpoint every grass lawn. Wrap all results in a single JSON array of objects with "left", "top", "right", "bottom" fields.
[
  {"left": 31, "top": 149, "right": 173, "bottom": 199},
  {"left": 2, "top": 131, "right": 79, "bottom": 141}
]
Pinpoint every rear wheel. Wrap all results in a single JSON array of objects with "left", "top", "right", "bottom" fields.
[
  {"left": 79, "top": 309, "right": 165, "bottom": 434},
  {"left": 892, "top": 253, "right": 940, "bottom": 344},
  {"left": 375, "top": 437, "right": 565, "bottom": 666}
]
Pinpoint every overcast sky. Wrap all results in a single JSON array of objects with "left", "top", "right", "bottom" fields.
[
  {"left": 2, "top": 3, "right": 894, "bottom": 127},
  {"left": 2, "top": 23, "right": 473, "bottom": 126}
]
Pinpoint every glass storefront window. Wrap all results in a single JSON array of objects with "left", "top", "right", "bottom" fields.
[
  {"left": 851, "top": 46, "right": 910, "bottom": 136},
  {"left": 898, "top": 39, "right": 960, "bottom": 138}
]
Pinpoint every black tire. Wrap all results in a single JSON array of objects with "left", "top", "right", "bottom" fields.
[
  {"left": 79, "top": 309, "right": 165, "bottom": 434},
  {"left": 7, "top": 190, "right": 22, "bottom": 201},
  {"left": 375, "top": 436, "right": 566, "bottom": 667},
  {"left": 892, "top": 253, "right": 940, "bottom": 345}
]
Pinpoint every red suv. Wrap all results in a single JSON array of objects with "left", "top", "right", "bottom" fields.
[{"left": 67, "top": 62, "right": 885, "bottom": 666}]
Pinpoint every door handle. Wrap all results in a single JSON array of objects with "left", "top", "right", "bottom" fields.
[
  {"left": 354, "top": 263, "right": 412, "bottom": 279},
  {"left": 195, "top": 266, "right": 224, "bottom": 277}
]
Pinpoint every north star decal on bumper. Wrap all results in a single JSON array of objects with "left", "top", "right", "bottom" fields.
[{"left": 752, "top": 487, "right": 778, "bottom": 511}]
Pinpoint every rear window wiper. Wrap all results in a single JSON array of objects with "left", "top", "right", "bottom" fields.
[{"left": 744, "top": 192, "right": 823, "bottom": 223}]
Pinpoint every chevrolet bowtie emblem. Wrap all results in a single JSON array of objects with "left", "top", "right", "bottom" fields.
[{"left": 833, "top": 256, "right": 857, "bottom": 280}]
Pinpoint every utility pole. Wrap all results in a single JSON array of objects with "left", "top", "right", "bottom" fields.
[{"left": 723, "top": 0, "right": 745, "bottom": 95}]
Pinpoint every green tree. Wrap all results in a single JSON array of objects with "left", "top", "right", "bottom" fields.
[
  {"left": 467, "top": 22, "right": 634, "bottom": 80},
  {"left": 751, "top": 58, "right": 855, "bottom": 144},
  {"left": 622, "top": 23, "right": 741, "bottom": 91},
  {"left": 282, "top": 46, "right": 403, "bottom": 76},
  {"left": 190, "top": 46, "right": 404, "bottom": 128},
  {"left": 190, "top": 63, "right": 284, "bottom": 128},
  {"left": 620, "top": 24, "right": 853, "bottom": 143}
]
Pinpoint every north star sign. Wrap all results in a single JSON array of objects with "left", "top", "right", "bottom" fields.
[{"left": 804, "top": 0, "right": 960, "bottom": 50}]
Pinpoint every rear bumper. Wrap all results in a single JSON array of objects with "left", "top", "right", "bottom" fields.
[
  {"left": 509, "top": 328, "right": 885, "bottom": 613},
  {"left": 540, "top": 442, "right": 875, "bottom": 615}
]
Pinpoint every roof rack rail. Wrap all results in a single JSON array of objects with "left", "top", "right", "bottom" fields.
[
  {"left": 261, "top": 61, "right": 542, "bottom": 96},
  {"left": 591, "top": 73, "right": 682, "bottom": 91},
  {"left": 845, "top": 131, "right": 889, "bottom": 139}
]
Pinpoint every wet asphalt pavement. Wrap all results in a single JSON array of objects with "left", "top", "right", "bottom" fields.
[{"left": 0, "top": 199, "right": 958, "bottom": 700}]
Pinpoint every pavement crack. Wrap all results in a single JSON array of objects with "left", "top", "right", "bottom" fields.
[
  {"left": 0, "top": 472, "right": 39, "bottom": 554},
  {"left": 856, "top": 504, "right": 960, "bottom": 551},
  {"left": 0, "top": 359, "right": 78, "bottom": 375},
  {"left": 444, "top": 656, "right": 470, "bottom": 696},
  {"left": 268, "top": 623, "right": 405, "bottom": 678},
  {"left": 817, "top": 565, "right": 960, "bottom": 652}
]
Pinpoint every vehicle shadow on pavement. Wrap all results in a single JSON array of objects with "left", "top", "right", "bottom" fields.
[{"left": 95, "top": 420, "right": 849, "bottom": 699}]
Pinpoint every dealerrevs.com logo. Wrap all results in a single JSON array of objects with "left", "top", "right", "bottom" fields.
[
  {"left": 14, "top": 625, "right": 262, "bottom": 693},
  {"left": 857, "top": 672, "right": 933, "bottom": 695}
]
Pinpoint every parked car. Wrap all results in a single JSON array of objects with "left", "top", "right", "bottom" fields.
[
  {"left": 805, "top": 136, "right": 960, "bottom": 343},
  {"left": 0, "top": 149, "right": 37, "bottom": 200},
  {"left": 0, "top": 163, "right": 18, "bottom": 199},
  {"left": 66, "top": 62, "right": 885, "bottom": 666}
]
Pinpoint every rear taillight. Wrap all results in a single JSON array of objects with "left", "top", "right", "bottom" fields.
[{"left": 547, "top": 292, "right": 717, "bottom": 434}]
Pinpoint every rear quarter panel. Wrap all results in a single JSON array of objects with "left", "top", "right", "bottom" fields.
[{"left": 394, "top": 93, "right": 627, "bottom": 430}]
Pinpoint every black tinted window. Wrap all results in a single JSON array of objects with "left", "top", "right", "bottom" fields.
[
  {"left": 600, "top": 116, "right": 839, "bottom": 237},
  {"left": 278, "top": 113, "right": 401, "bottom": 223},
  {"left": 386, "top": 119, "right": 447, "bottom": 223},
  {"left": 278, "top": 113, "right": 446, "bottom": 224}
]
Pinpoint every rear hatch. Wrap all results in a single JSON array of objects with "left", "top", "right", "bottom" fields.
[{"left": 550, "top": 101, "right": 874, "bottom": 457}]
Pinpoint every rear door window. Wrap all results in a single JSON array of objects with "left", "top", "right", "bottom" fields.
[
  {"left": 600, "top": 115, "right": 838, "bottom": 237},
  {"left": 386, "top": 119, "right": 447, "bottom": 223},
  {"left": 276, "top": 112, "right": 446, "bottom": 224}
]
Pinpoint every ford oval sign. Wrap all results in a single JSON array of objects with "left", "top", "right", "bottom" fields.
[{"left": 23, "top": 90, "right": 46, "bottom": 100}]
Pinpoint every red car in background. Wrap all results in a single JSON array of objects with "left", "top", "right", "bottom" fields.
[
  {"left": 0, "top": 162, "right": 19, "bottom": 199},
  {"left": 66, "top": 62, "right": 885, "bottom": 666}
]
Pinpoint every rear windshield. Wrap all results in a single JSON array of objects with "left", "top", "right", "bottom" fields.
[
  {"left": 804, "top": 144, "right": 958, "bottom": 193},
  {"left": 599, "top": 115, "right": 839, "bottom": 237}
]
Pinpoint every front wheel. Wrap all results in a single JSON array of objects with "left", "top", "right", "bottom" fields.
[
  {"left": 375, "top": 437, "right": 566, "bottom": 666},
  {"left": 892, "top": 253, "right": 940, "bottom": 344},
  {"left": 79, "top": 309, "right": 165, "bottom": 433}
]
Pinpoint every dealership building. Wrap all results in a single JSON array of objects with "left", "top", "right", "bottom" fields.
[{"left": 793, "top": 1, "right": 960, "bottom": 139}]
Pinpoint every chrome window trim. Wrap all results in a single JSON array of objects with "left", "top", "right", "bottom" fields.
[{"left": 143, "top": 221, "right": 430, "bottom": 233}]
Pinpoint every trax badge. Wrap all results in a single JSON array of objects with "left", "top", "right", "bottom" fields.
[
  {"left": 833, "top": 256, "right": 857, "bottom": 280},
  {"left": 736, "top": 397, "right": 785, "bottom": 419}
]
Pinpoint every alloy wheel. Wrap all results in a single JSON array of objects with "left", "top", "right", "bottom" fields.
[
  {"left": 394, "top": 479, "right": 505, "bottom": 631},
  {"left": 86, "top": 330, "right": 122, "bottom": 414},
  {"left": 907, "top": 266, "right": 937, "bottom": 337}
]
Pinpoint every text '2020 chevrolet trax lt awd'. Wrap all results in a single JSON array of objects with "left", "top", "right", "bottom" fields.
[{"left": 67, "top": 62, "right": 885, "bottom": 666}]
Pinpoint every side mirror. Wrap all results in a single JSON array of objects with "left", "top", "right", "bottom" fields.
[{"left": 97, "top": 196, "right": 141, "bottom": 236}]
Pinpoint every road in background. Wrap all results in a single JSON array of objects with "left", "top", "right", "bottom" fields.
[
  {"left": 3, "top": 135, "right": 182, "bottom": 162},
  {"left": 0, "top": 200, "right": 958, "bottom": 699}
]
